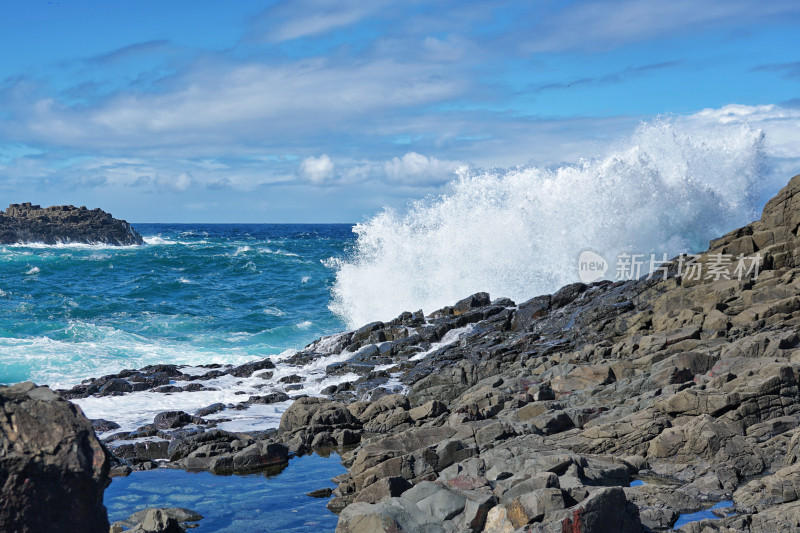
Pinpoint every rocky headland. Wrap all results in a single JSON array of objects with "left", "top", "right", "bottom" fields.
[
  {"left": 5, "top": 174, "right": 800, "bottom": 532},
  {"left": 0, "top": 202, "right": 143, "bottom": 245}
]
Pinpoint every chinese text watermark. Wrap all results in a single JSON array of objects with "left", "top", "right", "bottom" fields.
[{"left": 579, "top": 251, "right": 762, "bottom": 283}]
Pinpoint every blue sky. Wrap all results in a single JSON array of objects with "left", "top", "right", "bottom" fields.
[{"left": 0, "top": 0, "right": 798, "bottom": 222}]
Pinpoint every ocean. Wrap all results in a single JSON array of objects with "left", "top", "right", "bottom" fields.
[
  {"left": 0, "top": 223, "right": 354, "bottom": 389},
  {"left": 0, "top": 119, "right": 776, "bottom": 532}
]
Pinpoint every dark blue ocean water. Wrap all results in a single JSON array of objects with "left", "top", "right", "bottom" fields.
[{"left": 0, "top": 223, "right": 355, "bottom": 387}]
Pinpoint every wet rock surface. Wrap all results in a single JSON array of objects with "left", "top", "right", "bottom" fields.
[
  {"left": 56, "top": 175, "right": 800, "bottom": 531},
  {"left": 0, "top": 202, "right": 144, "bottom": 245},
  {"left": 110, "top": 507, "right": 203, "bottom": 533}
]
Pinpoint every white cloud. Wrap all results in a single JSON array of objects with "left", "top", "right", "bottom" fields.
[
  {"left": 300, "top": 154, "right": 335, "bottom": 184},
  {"left": 384, "top": 152, "right": 460, "bottom": 185},
  {"left": 690, "top": 103, "right": 799, "bottom": 124},
  {"left": 520, "top": 0, "right": 800, "bottom": 53},
  {"left": 254, "top": 0, "right": 387, "bottom": 42},
  {"left": 2, "top": 58, "right": 464, "bottom": 152},
  {"left": 171, "top": 172, "right": 193, "bottom": 192}
]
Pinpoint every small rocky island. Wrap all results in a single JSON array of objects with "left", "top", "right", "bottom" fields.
[{"left": 0, "top": 202, "right": 143, "bottom": 246}]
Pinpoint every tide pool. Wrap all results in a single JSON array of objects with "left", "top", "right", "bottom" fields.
[{"left": 105, "top": 453, "right": 347, "bottom": 532}]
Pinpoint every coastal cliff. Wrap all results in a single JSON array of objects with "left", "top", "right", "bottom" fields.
[
  {"left": 0, "top": 203, "right": 143, "bottom": 246},
  {"left": 22, "top": 173, "right": 800, "bottom": 531}
]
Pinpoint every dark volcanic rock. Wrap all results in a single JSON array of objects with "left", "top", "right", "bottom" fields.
[
  {"left": 0, "top": 202, "right": 143, "bottom": 245},
  {"left": 229, "top": 359, "right": 276, "bottom": 378},
  {"left": 154, "top": 411, "right": 194, "bottom": 429},
  {"left": 247, "top": 392, "right": 290, "bottom": 404},
  {"left": 92, "top": 418, "right": 121, "bottom": 433},
  {"left": 195, "top": 403, "right": 226, "bottom": 417},
  {"left": 113, "top": 440, "right": 170, "bottom": 461},
  {"left": 307, "top": 487, "right": 334, "bottom": 498},
  {"left": 0, "top": 382, "right": 110, "bottom": 532}
]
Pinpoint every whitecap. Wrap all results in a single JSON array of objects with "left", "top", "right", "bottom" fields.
[
  {"left": 260, "top": 247, "right": 300, "bottom": 258},
  {"left": 143, "top": 236, "right": 178, "bottom": 245},
  {"left": 25, "top": 266, "right": 40, "bottom": 275}
]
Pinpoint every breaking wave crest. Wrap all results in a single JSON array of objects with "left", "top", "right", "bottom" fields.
[{"left": 329, "top": 119, "right": 768, "bottom": 328}]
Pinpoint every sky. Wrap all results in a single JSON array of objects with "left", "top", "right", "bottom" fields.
[{"left": 0, "top": 0, "right": 798, "bottom": 222}]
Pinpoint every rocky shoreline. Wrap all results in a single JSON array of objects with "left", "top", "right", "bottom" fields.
[
  {"left": 3, "top": 174, "right": 800, "bottom": 532},
  {"left": 0, "top": 202, "right": 143, "bottom": 246}
]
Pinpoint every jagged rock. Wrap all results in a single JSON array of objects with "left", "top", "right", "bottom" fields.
[
  {"left": 553, "top": 487, "right": 642, "bottom": 532},
  {"left": 195, "top": 403, "right": 226, "bottom": 417},
  {"left": 0, "top": 382, "right": 110, "bottom": 532},
  {"left": 247, "top": 392, "right": 290, "bottom": 404},
  {"left": 506, "top": 487, "right": 565, "bottom": 527},
  {"left": 280, "top": 397, "right": 358, "bottom": 431},
  {"left": 511, "top": 295, "right": 551, "bottom": 332},
  {"left": 228, "top": 358, "right": 276, "bottom": 377},
  {"left": 113, "top": 440, "right": 170, "bottom": 461},
  {"left": 154, "top": 411, "right": 194, "bottom": 429},
  {"left": 0, "top": 203, "right": 143, "bottom": 245},
  {"left": 307, "top": 487, "right": 334, "bottom": 498},
  {"left": 177, "top": 439, "right": 289, "bottom": 475},
  {"left": 92, "top": 418, "right": 121, "bottom": 432},
  {"left": 453, "top": 292, "right": 491, "bottom": 316},
  {"left": 353, "top": 476, "right": 412, "bottom": 503}
]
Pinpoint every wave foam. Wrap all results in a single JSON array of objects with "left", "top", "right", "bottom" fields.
[
  {"left": 143, "top": 236, "right": 177, "bottom": 245},
  {"left": 330, "top": 119, "right": 768, "bottom": 328}
]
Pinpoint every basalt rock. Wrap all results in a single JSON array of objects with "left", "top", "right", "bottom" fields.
[
  {"left": 0, "top": 382, "right": 110, "bottom": 533},
  {"left": 0, "top": 202, "right": 143, "bottom": 245}
]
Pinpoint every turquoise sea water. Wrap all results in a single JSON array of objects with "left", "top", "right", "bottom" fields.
[
  {"left": 1, "top": 224, "right": 355, "bottom": 531},
  {"left": 0, "top": 223, "right": 354, "bottom": 388}
]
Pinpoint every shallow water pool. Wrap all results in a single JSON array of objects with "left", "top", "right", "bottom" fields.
[
  {"left": 105, "top": 453, "right": 346, "bottom": 532},
  {"left": 673, "top": 500, "right": 735, "bottom": 530}
]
